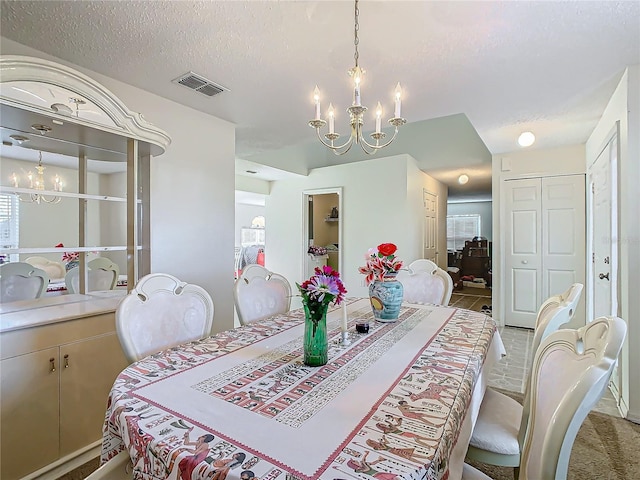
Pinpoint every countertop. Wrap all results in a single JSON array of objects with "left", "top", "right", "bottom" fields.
[{"left": 0, "top": 291, "right": 126, "bottom": 333}]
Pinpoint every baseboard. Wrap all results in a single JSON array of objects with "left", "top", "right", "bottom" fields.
[{"left": 22, "top": 442, "right": 100, "bottom": 480}]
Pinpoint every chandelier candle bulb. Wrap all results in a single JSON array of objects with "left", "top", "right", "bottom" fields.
[
  {"left": 353, "top": 67, "right": 362, "bottom": 106},
  {"left": 394, "top": 83, "right": 402, "bottom": 118},
  {"left": 314, "top": 86, "right": 321, "bottom": 120},
  {"left": 328, "top": 103, "right": 335, "bottom": 134},
  {"left": 375, "top": 102, "right": 382, "bottom": 133}
]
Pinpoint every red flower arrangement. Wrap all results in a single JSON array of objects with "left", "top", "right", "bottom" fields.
[{"left": 358, "top": 243, "right": 403, "bottom": 285}]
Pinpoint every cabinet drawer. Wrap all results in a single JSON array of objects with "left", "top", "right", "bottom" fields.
[{"left": 0, "top": 312, "right": 116, "bottom": 360}]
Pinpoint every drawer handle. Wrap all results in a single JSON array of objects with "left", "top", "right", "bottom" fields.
[
  {"left": 521, "top": 260, "right": 528, "bottom": 264},
  {"left": 50, "top": 357, "right": 56, "bottom": 373},
  {"left": 64, "top": 354, "right": 70, "bottom": 368}
]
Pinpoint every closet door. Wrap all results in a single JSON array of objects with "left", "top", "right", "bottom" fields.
[
  {"left": 541, "top": 175, "right": 586, "bottom": 322},
  {"left": 504, "top": 178, "right": 542, "bottom": 328},
  {"left": 504, "top": 175, "right": 586, "bottom": 328}
]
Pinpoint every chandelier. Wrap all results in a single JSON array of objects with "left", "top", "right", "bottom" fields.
[
  {"left": 11, "top": 150, "right": 63, "bottom": 204},
  {"left": 308, "top": 0, "right": 406, "bottom": 155}
]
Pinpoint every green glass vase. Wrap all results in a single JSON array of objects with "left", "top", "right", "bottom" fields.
[{"left": 303, "top": 301, "right": 329, "bottom": 366}]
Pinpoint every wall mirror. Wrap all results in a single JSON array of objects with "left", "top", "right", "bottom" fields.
[{"left": 0, "top": 55, "right": 170, "bottom": 298}]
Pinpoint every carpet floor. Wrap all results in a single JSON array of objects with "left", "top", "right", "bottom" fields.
[{"left": 466, "top": 390, "right": 640, "bottom": 480}]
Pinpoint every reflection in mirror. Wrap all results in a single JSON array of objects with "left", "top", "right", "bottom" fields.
[{"left": 0, "top": 146, "right": 128, "bottom": 275}]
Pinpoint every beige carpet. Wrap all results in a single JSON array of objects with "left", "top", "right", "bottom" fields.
[{"left": 466, "top": 390, "right": 640, "bottom": 480}]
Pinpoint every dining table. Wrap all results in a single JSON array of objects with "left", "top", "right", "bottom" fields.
[{"left": 100, "top": 298, "right": 505, "bottom": 480}]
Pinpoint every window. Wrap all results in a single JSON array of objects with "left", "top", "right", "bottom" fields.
[
  {"left": 0, "top": 194, "right": 19, "bottom": 262},
  {"left": 447, "top": 214, "right": 481, "bottom": 250}
]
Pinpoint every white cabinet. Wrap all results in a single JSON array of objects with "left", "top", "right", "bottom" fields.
[
  {"left": 0, "top": 304, "right": 129, "bottom": 480},
  {"left": 502, "top": 174, "right": 585, "bottom": 328},
  {"left": 1, "top": 346, "right": 60, "bottom": 478}
]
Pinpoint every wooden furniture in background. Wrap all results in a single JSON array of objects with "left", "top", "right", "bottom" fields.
[{"left": 461, "top": 239, "right": 491, "bottom": 286}]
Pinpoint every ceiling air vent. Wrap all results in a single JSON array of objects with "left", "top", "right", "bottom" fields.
[{"left": 172, "top": 71, "right": 228, "bottom": 97}]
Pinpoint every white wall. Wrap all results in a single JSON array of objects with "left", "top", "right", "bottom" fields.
[
  {"left": 491, "top": 144, "right": 586, "bottom": 327},
  {"left": 447, "top": 201, "right": 493, "bottom": 241},
  {"left": 585, "top": 65, "right": 640, "bottom": 422},
  {"left": 266, "top": 154, "right": 447, "bottom": 306},
  {"left": 1, "top": 39, "right": 237, "bottom": 333}
]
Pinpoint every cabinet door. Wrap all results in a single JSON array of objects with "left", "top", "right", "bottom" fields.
[
  {"left": 1, "top": 347, "right": 60, "bottom": 480},
  {"left": 59, "top": 333, "right": 128, "bottom": 456}
]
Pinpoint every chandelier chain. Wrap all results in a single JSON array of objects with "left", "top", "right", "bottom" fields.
[{"left": 353, "top": 0, "right": 359, "bottom": 67}]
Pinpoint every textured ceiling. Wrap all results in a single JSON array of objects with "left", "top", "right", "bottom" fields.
[{"left": 1, "top": 1, "right": 639, "bottom": 200}]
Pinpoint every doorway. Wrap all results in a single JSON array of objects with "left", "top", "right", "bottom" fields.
[{"left": 302, "top": 188, "right": 343, "bottom": 280}]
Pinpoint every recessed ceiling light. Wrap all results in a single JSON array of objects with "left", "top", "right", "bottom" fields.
[
  {"left": 518, "top": 131, "right": 535, "bottom": 147},
  {"left": 458, "top": 174, "right": 469, "bottom": 185}
]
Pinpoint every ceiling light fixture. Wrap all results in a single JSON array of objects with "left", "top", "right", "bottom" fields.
[
  {"left": 11, "top": 150, "right": 63, "bottom": 204},
  {"left": 308, "top": 0, "right": 406, "bottom": 155},
  {"left": 458, "top": 174, "right": 469, "bottom": 185},
  {"left": 518, "top": 131, "right": 535, "bottom": 147}
]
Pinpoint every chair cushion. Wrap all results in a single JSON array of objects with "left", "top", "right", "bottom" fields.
[{"left": 469, "top": 387, "right": 523, "bottom": 455}]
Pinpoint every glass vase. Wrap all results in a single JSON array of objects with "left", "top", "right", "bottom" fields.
[
  {"left": 369, "top": 274, "right": 404, "bottom": 322},
  {"left": 303, "top": 301, "right": 329, "bottom": 366}
]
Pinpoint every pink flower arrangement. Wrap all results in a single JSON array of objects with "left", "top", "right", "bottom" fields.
[
  {"left": 55, "top": 243, "right": 79, "bottom": 263},
  {"left": 297, "top": 265, "right": 347, "bottom": 308},
  {"left": 358, "top": 243, "right": 403, "bottom": 285}
]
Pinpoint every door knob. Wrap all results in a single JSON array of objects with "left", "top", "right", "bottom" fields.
[
  {"left": 599, "top": 272, "right": 610, "bottom": 280},
  {"left": 521, "top": 260, "right": 528, "bottom": 264}
]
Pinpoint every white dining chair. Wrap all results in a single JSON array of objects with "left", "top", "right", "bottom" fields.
[
  {"left": 463, "top": 315, "right": 626, "bottom": 480},
  {"left": 25, "top": 256, "right": 66, "bottom": 281},
  {"left": 0, "top": 262, "right": 50, "bottom": 302},
  {"left": 531, "top": 283, "right": 583, "bottom": 356},
  {"left": 116, "top": 273, "right": 214, "bottom": 363},
  {"left": 234, "top": 264, "right": 292, "bottom": 325},
  {"left": 84, "top": 450, "right": 131, "bottom": 480},
  {"left": 465, "top": 299, "right": 578, "bottom": 470},
  {"left": 396, "top": 259, "right": 453, "bottom": 306},
  {"left": 64, "top": 257, "right": 120, "bottom": 293}
]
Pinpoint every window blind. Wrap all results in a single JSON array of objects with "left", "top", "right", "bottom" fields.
[
  {"left": 447, "top": 214, "right": 481, "bottom": 250},
  {"left": 0, "top": 194, "right": 19, "bottom": 261}
]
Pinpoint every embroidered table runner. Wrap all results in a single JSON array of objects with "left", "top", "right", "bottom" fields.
[{"left": 102, "top": 299, "right": 497, "bottom": 480}]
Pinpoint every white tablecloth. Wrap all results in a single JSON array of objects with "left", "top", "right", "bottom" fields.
[{"left": 101, "top": 299, "right": 503, "bottom": 480}]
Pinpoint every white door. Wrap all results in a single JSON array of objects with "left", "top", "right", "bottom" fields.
[
  {"left": 589, "top": 137, "right": 618, "bottom": 320},
  {"left": 541, "top": 175, "right": 586, "bottom": 322},
  {"left": 589, "top": 132, "right": 621, "bottom": 401},
  {"left": 504, "top": 178, "right": 542, "bottom": 328},
  {"left": 423, "top": 190, "right": 438, "bottom": 263}
]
